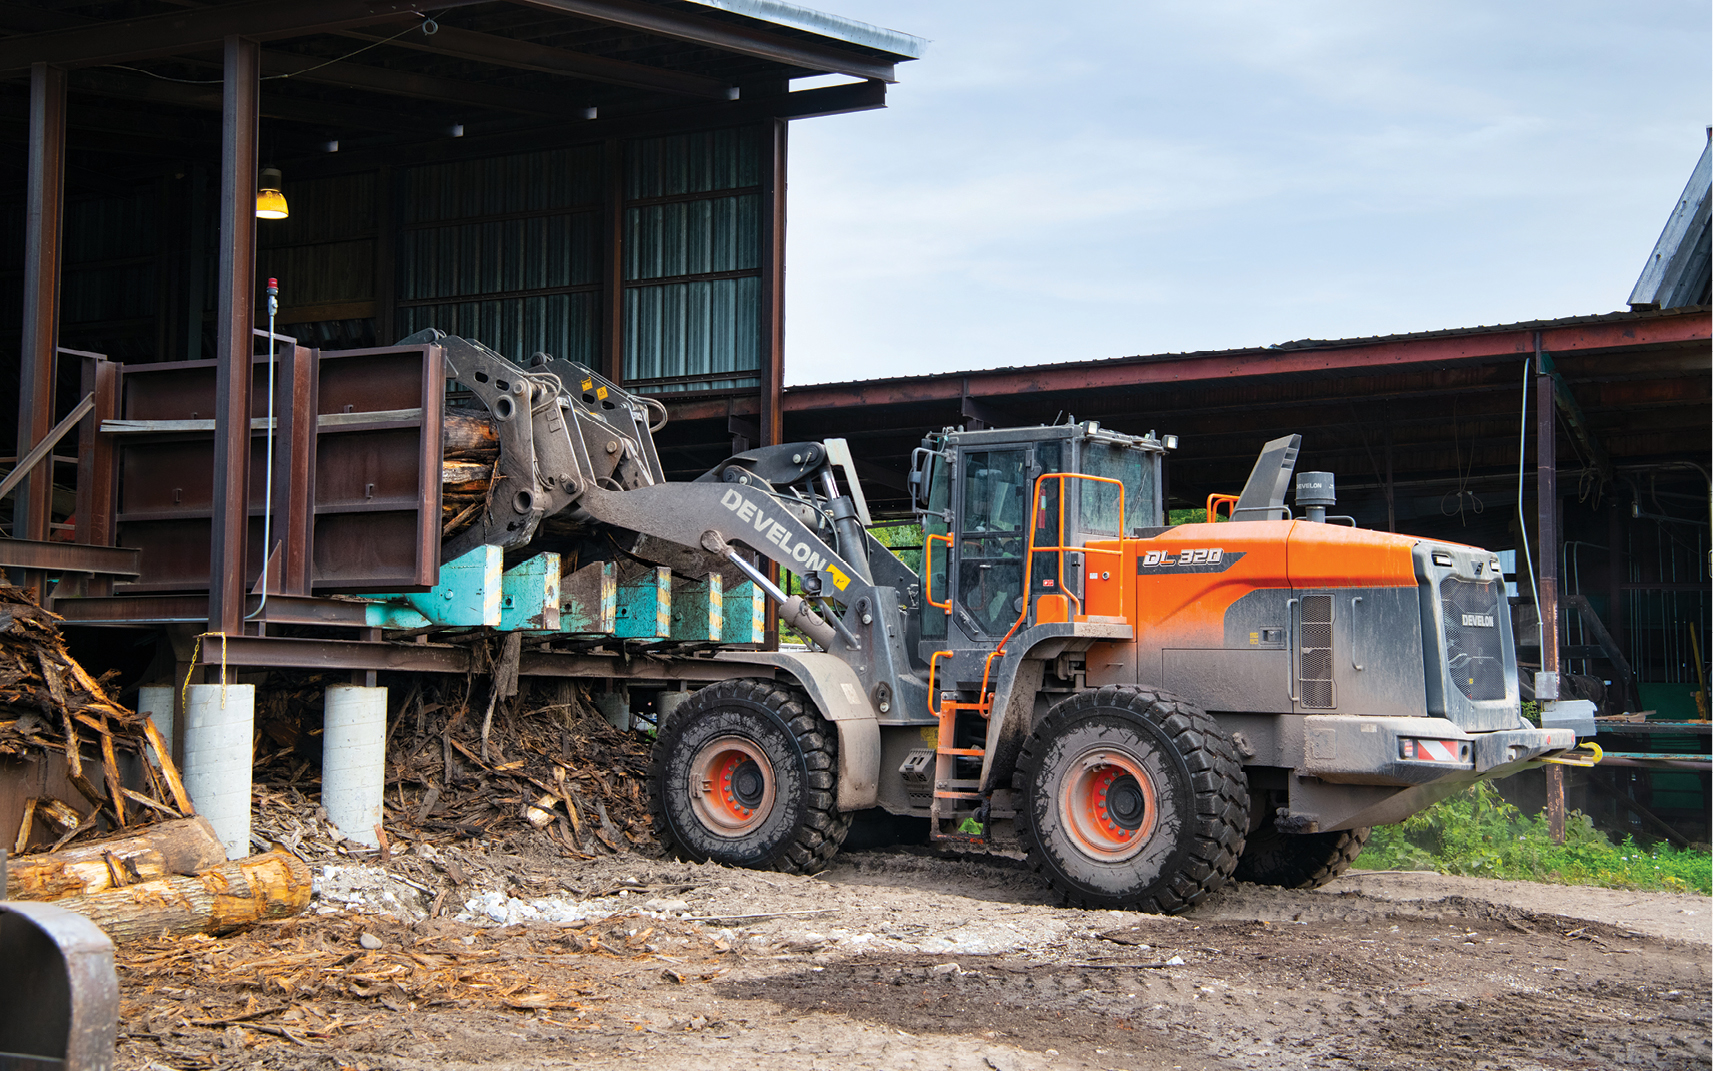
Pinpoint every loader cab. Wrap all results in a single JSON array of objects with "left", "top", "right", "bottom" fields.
[{"left": 911, "top": 422, "right": 1167, "bottom": 653}]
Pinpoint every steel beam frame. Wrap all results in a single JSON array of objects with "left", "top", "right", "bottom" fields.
[
  {"left": 182, "top": 633, "right": 778, "bottom": 681},
  {"left": 0, "top": 538, "right": 138, "bottom": 577},
  {"left": 735, "top": 312, "right": 1712, "bottom": 414},
  {"left": 0, "top": 0, "right": 484, "bottom": 71},
  {"left": 342, "top": 23, "right": 731, "bottom": 99},
  {"left": 209, "top": 36, "right": 258, "bottom": 637},
  {"left": 13, "top": 61, "right": 65, "bottom": 564}
]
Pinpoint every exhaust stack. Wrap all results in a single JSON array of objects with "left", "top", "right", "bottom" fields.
[{"left": 1295, "top": 471, "right": 1336, "bottom": 523}]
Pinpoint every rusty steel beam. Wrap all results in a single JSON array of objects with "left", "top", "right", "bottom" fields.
[
  {"left": 53, "top": 592, "right": 381, "bottom": 626},
  {"left": 208, "top": 36, "right": 258, "bottom": 638},
  {"left": 52, "top": 594, "right": 208, "bottom": 624},
  {"left": 14, "top": 62, "right": 64, "bottom": 555},
  {"left": 257, "top": 49, "right": 596, "bottom": 116},
  {"left": 512, "top": 0, "right": 900, "bottom": 82},
  {"left": 518, "top": 651, "right": 778, "bottom": 682},
  {"left": 185, "top": 634, "right": 782, "bottom": 680},
  {"left": 73, "top": 356, "right": 118, "bottom": 596},
  {"left": 68, "top": 67, "right": 452, "bottom": 135},
  {"left": 342, "top": 23, "right": 731, "bottom": 99},
  {"left": 767, "top": 311, "right": 1712, "bottom": 412},
  {"left": 758, "top": 118, "right": 786, "bottom": 448},
  {"left": 0, "top": 0, "right": 484, "bottom": 72},
  {"left": 285, "top": 79, "right": 886, "bottom": 179},
  {"left": 0, "top": 538, "right": 138, "bottom": 577},
  {"left": 198, "top": 634, "right": 470, "bottom": 672},
  {"left": 1536, "top": 336, "right": 1565, "bottom": 846}
]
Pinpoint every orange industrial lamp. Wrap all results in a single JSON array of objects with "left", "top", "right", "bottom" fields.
[{"left": 256, "top": 168, "right": 289, "bottom": 219}]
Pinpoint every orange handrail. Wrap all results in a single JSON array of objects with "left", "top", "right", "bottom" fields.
[
  {"left": 966, "top": 472, "right": 1128, "bottom": 716},
  {"left": 927, "top": 649, "right": 954, "bottom": 717},
  {"left": 924, "top": 532, "right": 952, "bottom": 610},
  {"left": 1206, "top": 493, "right": 1238, "bottom": 522}
]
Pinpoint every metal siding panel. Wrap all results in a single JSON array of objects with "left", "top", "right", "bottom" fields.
[
  {"left": 626, "top": 129, "right": 759, "bottom": 199},
  {"left": 621, "top": 277, "right": 761, "bottom": 389}
]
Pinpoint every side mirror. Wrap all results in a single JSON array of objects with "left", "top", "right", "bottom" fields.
[{"left": 907, "top": 446, "right": 936, "bottom": 509}]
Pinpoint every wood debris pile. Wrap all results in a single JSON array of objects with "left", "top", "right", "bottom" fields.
[
  {"left": 115, "top": 910, "right": 717, "bottom": 1068},
  {"left": 251, "top": 669, "right": 657, "bottom": 860},
  {"left": 0, "top": 583, "right": 192, "bottom": 854}
]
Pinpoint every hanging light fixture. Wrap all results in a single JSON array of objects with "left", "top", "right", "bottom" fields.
[{"left": 256, "top": 167, "right": 289, "bottom": 219}]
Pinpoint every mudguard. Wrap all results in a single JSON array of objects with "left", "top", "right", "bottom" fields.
[{"left": 714, "top": 650, "right": 881, "bottom": 811}]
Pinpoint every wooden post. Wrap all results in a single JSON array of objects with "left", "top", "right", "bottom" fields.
[
  {"left": 1536, "top": 333, "right": 1565, "bottom": 844},
  {"left": 14, "top": 62, "right": 66, "bottom": 592},
  {"left": 209, "top": 36, "right": 259, "bottom": 638}
]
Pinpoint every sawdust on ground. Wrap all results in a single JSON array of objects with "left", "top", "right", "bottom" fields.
[{"left": 115, "top": 840, "right": 1711, "bottom": 1071}]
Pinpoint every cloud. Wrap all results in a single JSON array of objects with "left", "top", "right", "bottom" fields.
[{"left": 783, "top": 0, "right": 1711, "bottom": 383}]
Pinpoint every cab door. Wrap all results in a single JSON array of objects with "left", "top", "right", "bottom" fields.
[{"left": 950, "top": 447, "right": 1031, "bottom": 643}]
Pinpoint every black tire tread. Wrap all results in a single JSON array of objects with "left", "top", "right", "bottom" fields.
[
  {"left": 1014, "top": 685, "right": 1249, "bottom": 915},
  {"left": 1233, "top": 821, "right": 1371, "bottom": 890},
  {"left": 648, "top": 678, "right": 852, "bottom": 876}
]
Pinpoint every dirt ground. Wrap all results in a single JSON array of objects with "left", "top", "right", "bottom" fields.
[{"left": 116, "top": 842, "right": 1712, "bottom": 1071}]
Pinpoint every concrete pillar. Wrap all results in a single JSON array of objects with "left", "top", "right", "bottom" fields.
[
  {"left": 594, "top": 689, "right": 630, "bottom": 731},
  {"left": 323, "top": 685, "right": 387, "bottom": 849},
  {"left": 136, "top": 686, "right": 174, "bottom": 759},
  {"left": 182, "top": 683, "right": 254, "bottom": 859},
  {"left": 657, "top": 689, "right": 692, "bottom": 723}
]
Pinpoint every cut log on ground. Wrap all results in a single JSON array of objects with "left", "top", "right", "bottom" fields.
[
  {"left": 4, "top": 815, "right": 225, "bottom": 901},
  {"left": 49, "top": 850, "right": 312, "bottom": 944}
]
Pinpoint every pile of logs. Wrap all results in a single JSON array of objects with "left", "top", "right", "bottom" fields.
[
  {"left": 5, "top": 817, "right": 311, "bottom": 943},
  {"left": 1, "top": 583, "right": 312, "bottom": 941},
  {"left": 442, "top": 406, "right": 499, "bottom": 539}
]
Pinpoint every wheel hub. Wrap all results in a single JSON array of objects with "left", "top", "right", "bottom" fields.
[
  {"left": 688, "top": 736, "right": 776, "bottom": 837},
  {"left": 1060, "top": 749, "right": 1158, "bottom": 862}
]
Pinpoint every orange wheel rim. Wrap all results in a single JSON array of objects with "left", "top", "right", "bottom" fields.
[
  {"left": 1058, "top": 747, "right": 1157, "bottom": 862},
  {"left": 688, "top": 736, "right": 775, "bottom": 837}
]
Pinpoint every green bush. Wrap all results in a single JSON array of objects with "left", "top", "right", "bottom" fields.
[{"left": 1354, "top": 782, "right": 1711, "bottom": 895}]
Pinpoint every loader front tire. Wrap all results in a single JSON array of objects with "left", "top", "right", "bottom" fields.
[
  {"left": 650, "top": 679, "right": 850, "bottom": 875},
  {"left": 1015, "top": 687, "right": 1249, "bottom": 914},
  {"left": 1233, "top": 818, "right": 1370, "bottom": 889}
]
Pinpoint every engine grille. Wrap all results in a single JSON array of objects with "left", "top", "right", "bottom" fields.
[
  {"left": 1440, "top": 577, "right": 1506, "bottom": 700},
  {"left": 1298, "top": 593, "right": 1334, "bottom": 709}
]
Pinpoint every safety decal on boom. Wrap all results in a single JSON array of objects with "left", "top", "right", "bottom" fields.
[{"left": 1136, "top": 549, "right": 1247, "bottom": 575}]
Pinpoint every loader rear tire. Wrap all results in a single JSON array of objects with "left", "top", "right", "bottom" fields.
[
  {"left": 1233, "top": 819, "right": 1370, "bottom": 889},
  {"left": 1015, "top": 687, "right": 1249, "bottom": 914},
  {"left": 649, "top": 679, "right": 850, "bottom": 875}
]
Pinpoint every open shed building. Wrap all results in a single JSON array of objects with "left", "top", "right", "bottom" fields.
[{"left": 0, "top": 0, "right": 1704, "bottom": 854}]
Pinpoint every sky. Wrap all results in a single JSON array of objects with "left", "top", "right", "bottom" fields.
[{"left": 780, "top": 0, "right": 1712, "bottom": 386}]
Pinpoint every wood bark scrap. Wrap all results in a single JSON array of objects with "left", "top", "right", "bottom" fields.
[
  {"left": 246, "top": 670, "right": 656, "bottom": 859},
  {"left": 441, "top": 407, "right": 498, "bottom": 539},
  {"left": 50, "top": 849, "right": 312, "bottom": 944},
  {"left": 0, "top": 583, "right": 191, "bottom": 856},
  {"left": 5, "top": 815, "right": 226, "bottom": 901}
]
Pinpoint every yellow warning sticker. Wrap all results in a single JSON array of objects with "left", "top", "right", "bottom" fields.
[
  {"left": 595, "top": 385, "right": 609, "bottom": 400},
  {"left": 580, "top": 378, "right": 593, "bottom": 392},
  {"left": 826, "top": 564, "right": 850, "bottom": 591}
]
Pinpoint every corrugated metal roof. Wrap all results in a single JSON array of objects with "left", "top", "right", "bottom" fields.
[
  {"left": 788, "top": 306, "right": 1712, "bottom": 392},
  {"left": 1629, "top": 138, "right": 1712, "bottom": 312},
  {"left": 684, "top": 0, "right": 927, "bottom": 59}
]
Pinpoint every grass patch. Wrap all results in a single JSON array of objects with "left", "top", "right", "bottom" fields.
[{"left": 1354, "top": 782, "right": 1712, "bottom": 895}]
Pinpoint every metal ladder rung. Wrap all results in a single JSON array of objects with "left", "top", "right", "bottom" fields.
[
  {"left": 932, "top": 791, "right": 984, "bottom": 801},
  {"left": 935, "top": 746, "right": 985, "bottom": 757}
]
